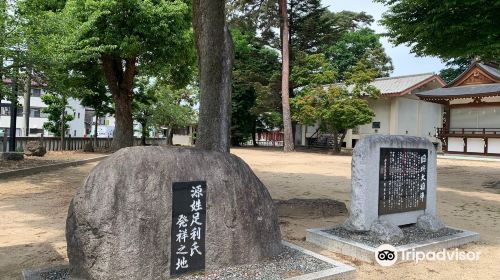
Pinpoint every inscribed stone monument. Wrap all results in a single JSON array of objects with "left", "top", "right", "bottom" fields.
[
  {"left": 66, "top": 146, "right": 282, "bottom": 279},
  {"left": 344, "top": 135, "right": 440, "bottom": 232}
]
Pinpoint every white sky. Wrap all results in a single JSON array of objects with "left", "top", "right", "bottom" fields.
[{"left": 323, "top": 0, "right": 446, "bottom": 77}]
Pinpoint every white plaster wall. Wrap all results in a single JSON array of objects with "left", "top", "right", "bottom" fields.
[
  {"left": 67, "top": 98, "right": 86, "bottom": 137},
  {"left": 448, "top": 137, "right": 465, "bottom": 152},
  {"left": 358, "top": 99, "right": 391, "bottom": 136},
  {"left": 488, "top": 139, "right": 500, "bottom": 154},
  {"left": 397, "top": 98, "right": 419, "bottom": 136},
  {"left": 173, "top": 135, "right": 192, "bottom": 146},
  {"left": 467, "top": 138, "right": 485, "bottom": 153},
  {"left": 419, "top": 101, "right": 442, "bottom": 139}
]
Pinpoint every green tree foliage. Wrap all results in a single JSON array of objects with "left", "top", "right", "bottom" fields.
[
  {"left": 231, "top": 29, "right": 281, "bottom": 146},
  {"left": 325, "top": 28, "right": 393, "bottom": 80},
  {"left": 377, "top": 0, "right": 500, "bottom": 61},
  {"left": 133, "top": 78, "right": 158, "bottom": 145},
  {"left": 438, "top": 58, "right": 473, "bottom": 84},
  {"left": 229, "top": 0, "right": 373, "bottom": 53},
  {"left": 290, "top": 52, "right": 335, "bottom": 89},
  {"left": 74, "top": 62, "right": 114, "bottom": 146},
  {"left": 41, "top": 93, "right": 74, "bottom": 137},
  {"left": 0, "top": 0, "right": 10, "bottom": 101},
  {"left": 292, "top": 61, "right": 380, "bottom": 153},
  {"left": 32, "top": 0, "right": 195, "bottom": 150},
  {"left": 228, "top": 0, "right": 391, "bottom": 147},
  {"left": 133, "top": 78, "right": 196, "bottom": 145},
  {"left": 152, "top": 86, "right": 197, "bottom": 145},
  {"left": 228, "top": 0, "right": 389, "bottom": 90}
]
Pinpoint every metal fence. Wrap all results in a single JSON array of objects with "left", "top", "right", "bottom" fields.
[{"left": 0, "top": 136, "right": 168, "bottom": 152}]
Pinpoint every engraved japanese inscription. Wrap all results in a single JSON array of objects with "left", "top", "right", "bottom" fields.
[
  {"left": 378, "top": 148, "right": 428, "bottom": 216},
  {"left": 170, "top": 181, "right": 207, "bottom": 276}
]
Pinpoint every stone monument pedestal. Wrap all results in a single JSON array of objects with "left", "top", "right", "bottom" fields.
[{"left": 307, "top": 135, "right": 480, "bottom": 265}]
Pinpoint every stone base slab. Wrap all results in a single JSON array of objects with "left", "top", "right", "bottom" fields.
[
  {"left": 22, "top": 241, "right": 356, "bottom": 280},
  {"left": 306, "top": 227, "right": 480, "bottom": 264}
]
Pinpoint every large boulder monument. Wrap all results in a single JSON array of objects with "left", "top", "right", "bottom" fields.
[{"left": 66, "top": 146, "right": 282, "bottom": 279}]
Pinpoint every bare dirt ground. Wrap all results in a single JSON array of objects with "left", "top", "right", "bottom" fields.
[
  {"left": 1, "top": 147, "right": 499, "bottom": 279},
  {"left": 0, "top": 151, "right": 108, "bottom": 173}
]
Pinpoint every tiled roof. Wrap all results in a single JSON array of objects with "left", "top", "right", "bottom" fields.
[
  {"left": 417, "top": 84, "right": 500, "bottom": 99},
  {"left": 337, "top": 73, "right": 444, "bottom": 96},
  {"left": 479, "top": 63, "right": 500, "bottom": 80},
  {"left": 369, "top": 73, "right": 439, "bottom": 95},
  {"left": 446, "top": 62, "right": 500, "bottom": 87}
]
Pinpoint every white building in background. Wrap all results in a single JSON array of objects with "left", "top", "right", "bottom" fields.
[
  {"left": 0, "top": 85, "right": 86, "bottom": 138},
  {"left": 417, "top": 63, "right": 500, "bottom": 156},
  {"left": 296, "top": 73, "right": 446, "bottom": 149},
  {"left": 87, "top": 114, "right": 194, "bottom": 146}
]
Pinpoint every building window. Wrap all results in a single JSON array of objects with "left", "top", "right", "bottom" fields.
[
  {"left": 31, "top": 108, "right": 41, "bottom": 118},
  {"left": 78, "top": 112, "right": 80, "bottom": 119},
  {"left": 0, "top": 105, "right": 24, "bottom": 116},
  {"left": 29, "top": 128, "right": 44, "bottom": 135},
  {"left": 74, "top": 130, "right": 76, "bottom": 136},
  {"left": 31, "top": 88, "right": 42, "bottom": 97},
  {"left": 1, "top": 104, "right": 10, "bottom": 116}
]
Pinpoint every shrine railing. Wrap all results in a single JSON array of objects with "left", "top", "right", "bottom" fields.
[{"left": 437, "top": 128, "right": 500, "bottom": 138}]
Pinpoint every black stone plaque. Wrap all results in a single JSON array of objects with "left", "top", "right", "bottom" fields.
[
  {"left": 378, "top": 148, "right": 428, "bottom": 216},
  {"left": 170, "top": 181, "right": 207, "bottom": 276}
]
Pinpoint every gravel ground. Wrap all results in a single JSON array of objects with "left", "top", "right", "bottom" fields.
[
  {"left": 39, "top": 268, "right": 70, "bottom": 280},
  {"left": 34, "top": 246, "right": 333, "bottom": 280},
  {"left": 325, "top": 225, "right": 462, "bottom": 247}
]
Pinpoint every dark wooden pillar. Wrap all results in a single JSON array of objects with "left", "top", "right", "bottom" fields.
[{"left": 442, "top": 101, "right": 451, "bottom": 152}]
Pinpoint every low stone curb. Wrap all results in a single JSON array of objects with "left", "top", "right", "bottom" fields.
[
  {"left": 306, "top": 227, "right": 480, "bottom": 264},
  {"left": 283, "top": 241, "right": 356, "bottom": 280},
  {"left": 0, "top": 155, "right": 109, "bottom": 179},
  {"left": 22, "top": 265, "right": 69, "bottom": 280},
  {"left": 22, "top": 241, "right": 356, "bottom": 280}
]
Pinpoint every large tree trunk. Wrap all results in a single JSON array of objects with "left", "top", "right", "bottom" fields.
[
  {"left": 140, "top": 121, "right": 147, "bottom": 146},
  {"left": 102, "top": 55, "right": 136, "bottom": 150},
  {"left": 279, "top": 0, "right": 295, "bottom": 153},
  {"left": 330, "top": 130, "right": 345, "bottom": 154},
  {"left": 23, "top": 69, "right": 31, "bottom": 136},
  {"left": 193, "top": 0, "right": 234, "bottom": 153},
  {"left": 252, "top": 118, "right": 258, "bottom": 147},
  {"left": 167, "top": 127, "right": 174, "bottom": 145}
]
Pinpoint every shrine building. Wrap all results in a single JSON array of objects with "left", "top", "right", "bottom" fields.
[{"left": 417, "top": 62, "right": 500, "bottom": 156}]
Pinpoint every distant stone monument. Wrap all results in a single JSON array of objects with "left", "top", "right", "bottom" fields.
[
  {"left": 344, "top": 135, "right": 443, "bottom": 241},
  {"left": 306, "top": 135, "right": 479, "bottom": 264},
  {"left": 66, "top": 146, "right": 282, "bottom": 279}
]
